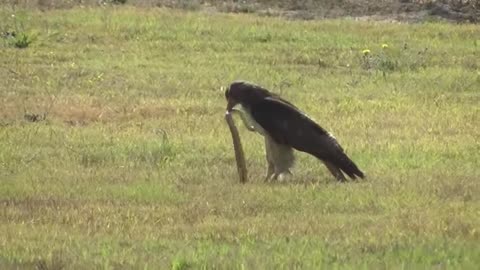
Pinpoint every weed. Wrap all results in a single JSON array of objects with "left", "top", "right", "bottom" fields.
[
  {"left": 360, "top": 43, "right": 431, "bottom": 77},
  {"left": 15, "top": 32, "right": 32, "bottom": 47},
  {"left": 171, "top": 257, "right": 190, "bottom": 270}
]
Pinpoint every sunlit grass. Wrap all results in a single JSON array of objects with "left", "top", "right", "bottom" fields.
[{"left": 0, "top": 5, "right": 479, "bottom": 269}]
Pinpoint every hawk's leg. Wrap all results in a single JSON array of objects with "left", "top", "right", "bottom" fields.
[
  {"left": 265, "top": 135, "right": 294, "bottom": 182},
  {"left": 265, "top": 159, "right": 275, "bottom": 182},
  {"left": 264, "top": 136, "right": 275, "bottom": 181}
]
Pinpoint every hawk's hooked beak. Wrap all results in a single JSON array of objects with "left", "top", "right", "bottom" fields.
[
  {"left": 226, "top": 98, "right": 238, "bottom": 113},
  {"left": 224, "top": 85, "right": 238, "bottom": 113}
]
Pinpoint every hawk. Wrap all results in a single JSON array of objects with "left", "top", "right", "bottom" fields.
[{"left": 225, "top": 81, "right": 364, "bottom": 181}]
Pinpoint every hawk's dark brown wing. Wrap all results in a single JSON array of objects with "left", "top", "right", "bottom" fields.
[{"left": 250, "top": 97, "right": 364, "bottom": 180}]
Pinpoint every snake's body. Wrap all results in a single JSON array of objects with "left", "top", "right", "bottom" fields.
[{"left": 225, "top": 112, "right": 248, "bottom": 183}]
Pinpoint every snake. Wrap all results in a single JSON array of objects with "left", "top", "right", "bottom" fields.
[{"left": 225, "top": 111, "right": 248, "bottom": 183}]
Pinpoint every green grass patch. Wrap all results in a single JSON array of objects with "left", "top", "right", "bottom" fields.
[{"left": 0, "top": 5, "right": 479, "bottom": 269}]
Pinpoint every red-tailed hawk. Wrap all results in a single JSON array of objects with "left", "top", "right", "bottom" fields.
[{"left": 225, "top": 81, "right": 364, "bottom": 181}]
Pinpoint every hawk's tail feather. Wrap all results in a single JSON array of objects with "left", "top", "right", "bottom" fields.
[{"left": 336, "top": 153, "right": 365, "bottom": 180}]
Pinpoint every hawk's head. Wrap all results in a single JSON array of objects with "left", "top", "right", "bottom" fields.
[{"left": 225, "top": 80, "right": 272, "bottom": 111}]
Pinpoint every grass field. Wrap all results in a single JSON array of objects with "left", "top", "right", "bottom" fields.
[{"left": 1, "top": 4, "right": 479, "bottom": 269}]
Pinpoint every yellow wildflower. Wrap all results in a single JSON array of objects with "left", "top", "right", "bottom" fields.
[
  {"left": 362, "top": 49, "right": 371, "bottom": 55},
  {"left": 382, "top": 43, "right": 389, "bottom": 49}
]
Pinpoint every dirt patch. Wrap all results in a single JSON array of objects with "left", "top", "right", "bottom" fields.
[
  {"left": 3, "top": 0, "right": 479, "bottom": 23},
  {"left": 217, "top": 0, "right": 479, "bottom": 23}
]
